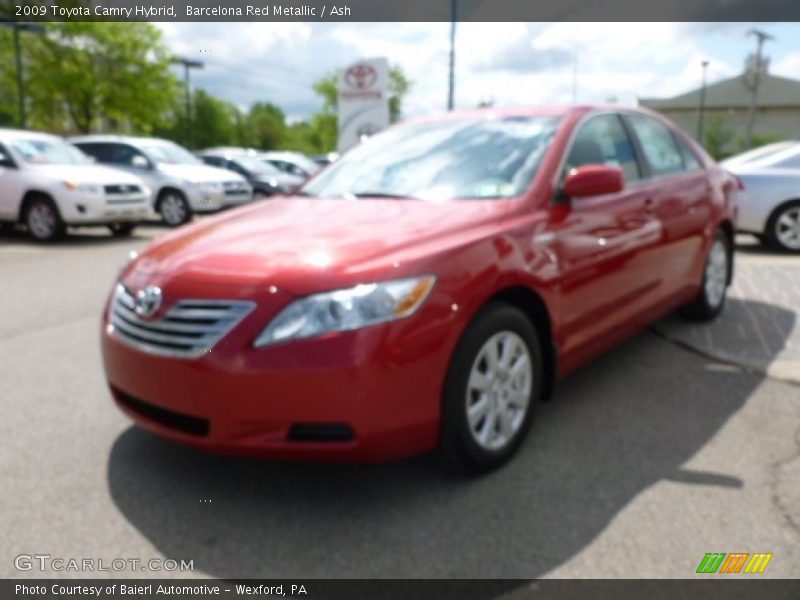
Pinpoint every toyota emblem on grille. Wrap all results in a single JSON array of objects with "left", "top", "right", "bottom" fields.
[{"left": 134, "top": 286, "right": 162, "bottom": 318}]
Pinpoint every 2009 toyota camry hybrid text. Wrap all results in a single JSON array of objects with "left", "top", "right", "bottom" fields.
[{"left": 101, "top": 105, "right": 739, "bottom": 472}]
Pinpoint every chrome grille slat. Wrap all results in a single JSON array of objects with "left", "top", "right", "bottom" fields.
[
  {"left": 114, "top": 303, "right": 229, "bottom": 335},
  {"left": 109, "top": 285, "right": 255, "bottom": 358}
]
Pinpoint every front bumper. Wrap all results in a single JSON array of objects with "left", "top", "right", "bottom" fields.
[
  {"left": 101, "top": 298, "right": 455, "bottom": 462},
  {"left": 60, "top": 191, "right": 152, "bottom": 224}
]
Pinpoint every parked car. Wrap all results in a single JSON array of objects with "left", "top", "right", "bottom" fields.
[
  {"left": 722, "top": 141, "right": 800, "bottom": 252},
  {"left": 102, "top": 106, "right": 738, "bottom": 472},
  {"left": 0, "top": 129, "right": 151, "bottom": 241},
  {"left": 258, "top": 151, "right": 320, "bottom": 179},
  {"left": 70, "top": 136, "right": 252, "bottom": 227},
  {"left": 196, "top": 150, "right": 304, "bottom": 198}
]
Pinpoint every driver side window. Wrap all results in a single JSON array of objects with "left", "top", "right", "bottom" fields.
[
  {"left": 110, "top": 144, "right": 148, "bottom": 168},
  {"left": 566, "top": 114, "right": 641, "bottom": 183}
]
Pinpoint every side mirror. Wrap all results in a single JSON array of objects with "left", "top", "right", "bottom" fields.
[
  {"left": 131, "top": 155, "right": 151, "bottom": 169},
  {"left": 0, "top": 151, "right": 16, "bottom": 168},
  {"left": 562, "top": 164, "right": 625, "bottom": 198}
]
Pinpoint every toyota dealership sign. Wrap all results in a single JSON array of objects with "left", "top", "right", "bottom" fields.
[{"left": 337, "top": 58, "right": 390, "bottom": 152}]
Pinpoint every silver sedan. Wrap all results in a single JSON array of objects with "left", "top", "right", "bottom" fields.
[{"left": 723, "top": 142, "right": 800, "bottom": 252}]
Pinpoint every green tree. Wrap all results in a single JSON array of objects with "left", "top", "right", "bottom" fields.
[
  {"left": 188, "top": 90, "right": 238, "bottom": 149},
  {"left": 246, "top": 102, "right": 286, "bottom": 149},
  {"left": 702, "top": 116, "right": 735, "bottom": 160},
  {"left": 25, "top": 22, "right": 178, "bottom": 134},
  {"left": 0, "top": 28, "right": 16, "bottom": 126}
]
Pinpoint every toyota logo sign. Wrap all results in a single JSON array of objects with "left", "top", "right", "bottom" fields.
[{"left": 345, "top": 64, "right": 377, "bottom": 90}]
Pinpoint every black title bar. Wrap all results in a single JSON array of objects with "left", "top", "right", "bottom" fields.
[{"left": 3, "top": 0, "right": 800, "bottom": 22}]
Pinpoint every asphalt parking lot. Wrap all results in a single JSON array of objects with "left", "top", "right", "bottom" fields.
[{"left": 1, "top": 224, "right": 798, "bottom": 579}]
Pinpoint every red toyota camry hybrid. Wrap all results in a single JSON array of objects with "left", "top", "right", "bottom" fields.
[{"left": 102, "top": 106, "right": 738, "bottom": 472}]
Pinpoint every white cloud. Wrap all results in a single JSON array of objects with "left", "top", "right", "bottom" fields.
[
  {"left": 153, "top": 22, "right": 790, "bottom": 120},
  {"left": 772, "top": 51, "right": 800, "bottom": 79}
]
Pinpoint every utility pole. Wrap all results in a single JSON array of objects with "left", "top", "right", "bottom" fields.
[
  {"left": 171, "top": 57, "right": 204, "bottom": 147},
  {"left": 697, "top": 60, "right": 709, "bottom": 143},
  {"left": 1, "top": 21, "right": 45, "bottom": 128},
  {"left": 447, "top": 0, "right": 457, "bottom": 111},
  {"left": 744, "top": 28, "right": 773, "bottom": 149}
]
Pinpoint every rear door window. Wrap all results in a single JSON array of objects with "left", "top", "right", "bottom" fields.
[
  {"left": 627, "top": 115, "right": 685, "bottom": 176},
  {"left": 110, "top": 144, "right": 148, "bottom": 167},
  {"left": 76, "top": 143, "right": 111, "bottom": 162}
]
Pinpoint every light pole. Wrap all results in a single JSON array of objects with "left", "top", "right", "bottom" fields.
[
  {"left": 171, "top": 57, "right": 204, "bottom": 147},
  {"left": 447, "top": 0, "right": 457, "bottom": 111},
  {"left": 1, "top": 20, "right": 45, "bottom": 128},
  {"left": 571, "top": 51, "right": 578, "bottom": 104},
  {"left": 697, "top": 60, "right": 709, "bottom": 143}
]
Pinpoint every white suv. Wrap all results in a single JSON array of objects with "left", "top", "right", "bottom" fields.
[
  {"left": 0, "top": 129, "right": 152, "bottom": 241},
  {"left": 70, "top": 136, "right": 253, "bottom": 226}
]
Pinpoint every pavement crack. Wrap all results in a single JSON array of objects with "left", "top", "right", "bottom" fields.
[
  {"left": 649, "top": 326, "right": 800, "bottom": 389},
  {"left": 768, "top": 422, "right": 800, "bottom": 541}
]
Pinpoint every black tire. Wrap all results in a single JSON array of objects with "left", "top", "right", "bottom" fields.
[
  {"left": 24, "top": 195, "right": 65, "bottom": 242},
  {"left": 438, "top": 302, "right": 544, "bottom": 474},
  {"left": 157, "top": 190, "right": 192, "bottom": 227},
  {"left": 107, "top": 222, "right": 137, "bottom": 237},
  {"left": 764, "top": 200, "right": 800, "bottom": 253},
  {"left": 681, "top": 229, "right": 731, "bottom": 321}
]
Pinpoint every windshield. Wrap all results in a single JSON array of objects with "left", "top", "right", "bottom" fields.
[
  {"left": 235, "top": 156, "right": 282, "bottom": 176},
  {"left": 11, "top": 138, "right": 91, "bottom": 165},
  {"left": 302, "top": 115, "right": 561, "bottom": 200},
  {"left": 141, "top": 142, "right": 202, "bottom": 165}
]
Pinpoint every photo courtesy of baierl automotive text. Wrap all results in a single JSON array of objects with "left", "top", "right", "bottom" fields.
[{"left": 1, "top": 0, "right": 799, "bottom": 597}]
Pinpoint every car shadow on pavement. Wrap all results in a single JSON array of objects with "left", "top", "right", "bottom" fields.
[
  {"left": 106, "top": 303, "right": 796, "bottom": 579},
  {"left": 0, "top": 226, "right": 153, "bottom": 247}
]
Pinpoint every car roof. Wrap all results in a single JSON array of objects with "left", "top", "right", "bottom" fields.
[
  {"left": 68, "top": 134, "right": 173, "bottom": 146},
  {"left": 0, "top": 128, "right": 62, "bottom": 142},
  {"left": 722, "top": 141, "right": 800, "bottom": 167},
  {"left": 259, "top": 151, "right": 310, "bottom": 160},
  {"left": 400, "top": 104, "right": 663, "bottom": 126}
]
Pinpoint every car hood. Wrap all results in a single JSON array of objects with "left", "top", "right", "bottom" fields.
[
  {"left": 29, "top": 164, "right": 145, "bottom": 185},
  {"left": 124, "top": 197, "right": 509, "bottom": 297},
  {"left": 255, "top": 172, "right": 304, "bottom": 187},
  {"left": 157, "top": 163, "right": 246, "bottom": 183}
]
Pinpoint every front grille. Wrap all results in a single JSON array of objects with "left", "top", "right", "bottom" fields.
[
  {"left": 104, "top": 184, "right": 143, "bottom": 195},
  {"left": 114, "top": 387, "right": 209, "bottom": 437},
  {"left": 109, "top": 284, "right": 255, "bottom": 358}
]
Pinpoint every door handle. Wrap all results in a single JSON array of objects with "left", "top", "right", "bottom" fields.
[{"left": 644, "top": 197, "right": 656, "bottom": 216}]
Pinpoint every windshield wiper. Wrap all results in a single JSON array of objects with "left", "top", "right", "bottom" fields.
[{"left": 345, "top": 191, "right": 421, "bottom": 200}]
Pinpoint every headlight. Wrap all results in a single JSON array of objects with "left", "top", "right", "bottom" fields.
[
  {"left": 254, "top": 275, "right": 436, "bottom": 347},
  {"left": 184, "top": 180, "right": 220, "bottom": 191},
  {"left": 64, "top": 181, "right": 101, "bottom": 194}
]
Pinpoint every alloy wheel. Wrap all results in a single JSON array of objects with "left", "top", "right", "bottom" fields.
[
  {"left": 160, "top": 194, "right": 188, "bottom": 226},
  {"left": 775, "top": 206, "right": 800, "bottom": 251},
  {"left": 465, "top": 331, "right": 533, "bottom": 451},
  {"left": 28, "top": 202, "right": 58, "bottom": 240},
  {"left": 704, "top": 237, "right": 728, "bottom": 309}
]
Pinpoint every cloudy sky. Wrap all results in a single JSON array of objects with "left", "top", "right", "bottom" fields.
[{"left": 156, "top": 22, "right": 800, "bottom": 121}]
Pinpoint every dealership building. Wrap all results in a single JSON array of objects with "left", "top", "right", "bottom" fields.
[{"left": 640, "top": 61, "right": 800, "bottom": 148}]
